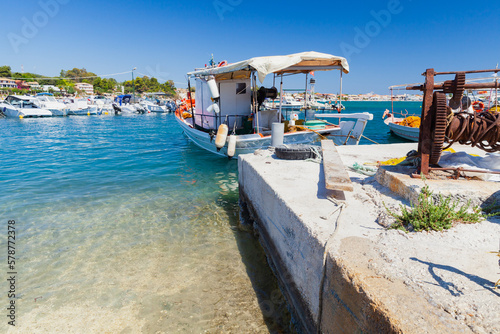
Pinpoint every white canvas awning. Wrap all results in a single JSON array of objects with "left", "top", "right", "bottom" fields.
[{"left": 187, "top": 51, "right": 349, "bottom": 83}]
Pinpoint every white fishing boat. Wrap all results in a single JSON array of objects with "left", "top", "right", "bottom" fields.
[
  {"left": 175, "top": 51, "right": 373, "bottom": 158},
  {"left": 34, "top": 93, "right": 69, "bottom": 116},
  {"left": 383, "top": 115, "right": 420, "bottom": 142},
  {"left": 0, "top": 95, "right": 52, "bottom": 118}
]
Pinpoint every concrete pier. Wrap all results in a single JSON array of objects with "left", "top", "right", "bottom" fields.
[{"left": 238, "top": 144, "right": 500, "bottom": 333}]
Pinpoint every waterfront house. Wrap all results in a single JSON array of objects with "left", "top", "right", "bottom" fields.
[
  {"left": 27, "top": 81, "right": 41, "bottom": 90},
  {"left": 75, "top": 82, "right": 94, "bottom": 95},
  {"left": 0, "top": 78, "right": 17, "bottom": 88}
]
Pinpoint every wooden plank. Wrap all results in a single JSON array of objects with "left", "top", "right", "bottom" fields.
[{"left": 321, "top": 140, "right": 353, "bottom": 192}]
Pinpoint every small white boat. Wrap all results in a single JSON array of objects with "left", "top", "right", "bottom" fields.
[
  {"left": 175, "top": 51, "right": 373, "bottom": 158},
  {"left": 0, "top": 95, "right": 52, "bottom": 118},
  {"left": 113, "top": 95, "right": 147, "bottom": 114},
  {"left": 383, "top": 111, "right": 420, "bottom": 142},
  {"left": 140, "top": 99, "right": 166, "bottom": 113},
  {"left": 88, "top": 96, "right": 114, "bottom": 115},
  {"left": 34, "top": 93, "right": 69, "bottom": 116},
  {"left": 64, "top": 98, "right": 98, "bottom": 115}
]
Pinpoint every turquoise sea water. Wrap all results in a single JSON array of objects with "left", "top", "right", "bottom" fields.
[
  {"left": 339, "top": 101, "right": 421, "bottom": 144},
  {"left": 0, "top": 102, "right": 419, "bottom": 333},
  {"left": 0, "top": 114, "right": 293, "bottom": 333}
]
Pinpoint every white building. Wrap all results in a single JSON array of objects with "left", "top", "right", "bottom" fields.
[
  {"left": 42, "top": 85, "right": 59, "bottom": 92},
  {"left": 0, "top": 78, "right": 17, "bottom": 88},
  {"left": 75, "top": 82, "right": 94, "bottom": 95},
  {"left": 27, "top": 81, "right": 41, "bottom": 90}
]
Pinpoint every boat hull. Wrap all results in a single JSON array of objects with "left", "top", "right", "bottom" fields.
[
  {"left": 384, "top": 118, "right": 419, "bottom": 141},
  {"left": 1, "top": 105, "right": 52, "bottom": 118},
  {"left": 175, "top": 113, "right": 341, "bottom": 158}
]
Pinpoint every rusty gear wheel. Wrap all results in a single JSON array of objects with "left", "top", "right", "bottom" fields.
[
  {"left": 448, "top": 72, "right": 466, "bottom": 109},
  {"left": 430, "top": 91, "right": 448, "bottom": 164}
]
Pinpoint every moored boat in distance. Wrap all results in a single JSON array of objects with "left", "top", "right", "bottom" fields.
[
  {"left": 0, "top": 95, "right": 53, "bottom": 118},
  {"left": 175, "top": 51, "right": 373, "bottom": 158},
  {"left": 34, "top": 92, "right": 69, "bottom": 116},
  {"left": 383, "top": 109, "right": 420, "bottom": 142},
  {"left": 64, "top": 97, "right": 98, "bottom": 115}
]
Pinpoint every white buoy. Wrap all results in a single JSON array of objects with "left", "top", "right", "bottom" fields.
[
  {"left": 227, "top": 135, "right": 236, "bottom": 158},
  {"left": 215, "top": 124, "right": 228, "bottom": 151},
  {"left": 206, "top": 76, "right": 219, "bottom": 99},
  {"left": 271, "top": 122, "right": 284, "bottom": 147},
  {"left": 207, "top": 103, "right": 220, "bottom": 113}
]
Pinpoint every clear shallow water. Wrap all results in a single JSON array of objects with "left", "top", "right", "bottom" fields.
[
  {"left": 0, "top": 102, "right": 416, "bottom": 333},
  {"left": 0, "top": 114, "right": 293, "bottom": 333}
]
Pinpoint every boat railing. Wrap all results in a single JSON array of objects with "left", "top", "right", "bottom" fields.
[{"left": 192, "top": 112, "right": 254, "bottom": 134}]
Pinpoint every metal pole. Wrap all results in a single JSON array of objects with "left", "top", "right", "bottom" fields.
[
  {"left": 391, "top": 88, "right": 394, "bottom": 113},
  {"left": 253, "top": 72, "right": 259, "bottom": 134},
  {"left": 305, "top": 73, "right": 309, "bottom": 122},
  {"left": 418, "top": 68, "right": 435, "bottom": 175},
  {"left": 132, "top": 67, "right": 136, "bottom": 102},
  {"left": 272, "top": 74, "right": 276, "bottom": 108},
  {"left": 187, "top": 78, "right": 195, "bottom": 127},
  {"left": 339, "top": 70, "right": 343, "bottom": 112},
  {"left": 495, "top": 64, "right": 498, "bottom": 106},
  {"left": 279, "top": 73, "right": 283, "bottom": 122}
]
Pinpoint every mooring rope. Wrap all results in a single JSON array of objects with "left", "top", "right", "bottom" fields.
[{"left": 316, "top": 196, "right": 346, "bottom": 333}]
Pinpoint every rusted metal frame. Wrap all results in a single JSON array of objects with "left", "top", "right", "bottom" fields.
[
  {"left": 433, "top": 69, "right": 500, "bottom": 75},
  {"left": 418, "top": 68, "right": 435, "bottom": 175},
  {"left": 406, "top": 82, "right": 500, "bottom": 91},
  {"left": 429, "top": 167, "right": 500, "bottom": 175}
]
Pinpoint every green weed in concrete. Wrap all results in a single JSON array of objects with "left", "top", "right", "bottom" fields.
[{"left": 385, "top": 185, "right": 485, "bottom": 232}]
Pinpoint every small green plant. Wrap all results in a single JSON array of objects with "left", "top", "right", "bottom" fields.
[
  {"left": 385, "top": 185, "right": 485, "bottom": 232},
  {"left": 482, "top": 200, "right": 500, "bottom": 218}
]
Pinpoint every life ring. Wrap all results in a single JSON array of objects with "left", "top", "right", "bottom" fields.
[
  {"left": 218, "top": 60, "right": 227, "bottom": 67},
  {"left": 472, "top": 101, "right": 484, "bottom": 112}
]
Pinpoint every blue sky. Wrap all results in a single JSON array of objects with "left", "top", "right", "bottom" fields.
[{"left": 1, "top": 0, "right": 499, "bottom": 94}]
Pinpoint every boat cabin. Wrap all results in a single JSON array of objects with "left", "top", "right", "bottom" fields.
[
  {"left": 186, "top": 51, "right": 349, "bottom": 135},
  {"left": 5, "top": 95, "right": 41, "bottom": 109}
]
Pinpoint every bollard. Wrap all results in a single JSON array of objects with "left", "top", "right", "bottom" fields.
[{"left": 271, "top": 122, "right": 285, "bottom": 147}]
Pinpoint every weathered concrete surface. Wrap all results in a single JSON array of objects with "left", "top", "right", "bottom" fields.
[{"left": 238, "top": 144, "right": 500, "bottom": 333}]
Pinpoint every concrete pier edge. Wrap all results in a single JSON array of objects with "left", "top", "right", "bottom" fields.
[
  {"left": 238, "top": 144, "right": 498, "bottom": 333},
  {"left": 239, "top": 188, "right": 316, "bottom": 334}
]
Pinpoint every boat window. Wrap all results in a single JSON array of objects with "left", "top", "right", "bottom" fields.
[
  {"left": 22, "top": 101, "right": 38, "bottom": 108},
  {"left": 10, "top": 99, "right": 21, "bottom": 107},
  {"left": 236, "top": 83, "right": 246, "bottom": 95}
]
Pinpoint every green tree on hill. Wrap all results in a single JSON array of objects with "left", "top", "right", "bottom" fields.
[
  {"left": 0, "top": 66, "right": 12, "bottom": 78},
  {"left": 60, "top": 68, "right": 96, "bottom": 83}
]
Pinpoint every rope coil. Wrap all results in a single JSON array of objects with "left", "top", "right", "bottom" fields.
[{"left": 445, "top": 112, "right": 500, "bottom": 152}]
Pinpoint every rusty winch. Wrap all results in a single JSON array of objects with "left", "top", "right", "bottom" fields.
[{"left": 406, "top": 69, "right": 500, "bottom": 175}]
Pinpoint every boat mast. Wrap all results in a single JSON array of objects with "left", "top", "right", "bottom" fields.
[
  {"left": 304, "top": 73, "right": 309, "bottom": 121},
  {"left": 187, "top": 77, "right": 195, "bottom": 127},
  {"left": 273, "top": 74, "right": 276, "bottom": 109},
  {"left": 279, "top": 73, "right": 283, "bottom": 122},
  {"left": 252, "top": 71, "right": 260, "bottom": 134},
  {"left": 339, "top": 70, "right": 343, "bottom": 111},
  {"left": 391, "top": 87, "right": 394, "bottom": 114}
]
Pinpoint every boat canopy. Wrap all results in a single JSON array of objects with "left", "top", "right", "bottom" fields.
[{"left": 187, "top": 51, "right": 349, "bottom": 83}]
